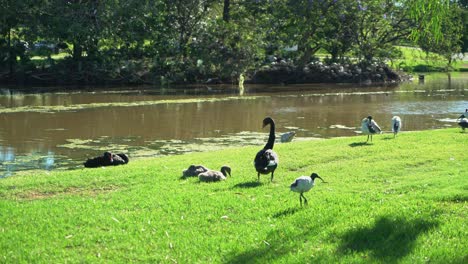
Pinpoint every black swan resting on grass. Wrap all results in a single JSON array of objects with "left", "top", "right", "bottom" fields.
[
  {"left": 198, "top": 165, "right": 231, "bottom": 182},
  {"left": 254, "top": 117, "right": 279, "bottom": 182},
  {"left": 84, "top": 152, "right": 129, "bottom": 168}
]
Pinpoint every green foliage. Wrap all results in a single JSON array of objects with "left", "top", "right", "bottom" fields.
[
  {"left": 417, "top": 3, "right": 464, "bottom": 68},
  {"left": 0, "top": 0, "right": 464, "bottom": 84},
  {"left": 0, "top": 129, "right": 466, "bottom": 262}
]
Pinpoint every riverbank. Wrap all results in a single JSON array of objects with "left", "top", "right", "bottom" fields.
[{"left": 0, "top": 128, "right": 466, "bottom": 263}]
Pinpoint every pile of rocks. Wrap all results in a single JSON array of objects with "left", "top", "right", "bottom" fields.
[{"left": 251, "top": 61, "right": 411, "bottom": 84}]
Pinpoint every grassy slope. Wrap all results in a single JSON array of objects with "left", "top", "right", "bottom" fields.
[
  {"left": 394, "top": 46, "right": 467, "bottom": 72},
  {"left": 0, "top": 129, "right": 466, "bottom": 263}
]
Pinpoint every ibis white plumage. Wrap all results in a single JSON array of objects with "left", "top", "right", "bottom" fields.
[
  {"left": 391, "top": 116, "right": 402, "bottom": 138},
  {"left": 290, "top": 173, "right": 325, "bottom": 206},
  {"left": 457, "top": 109, "right": 468, "bottom": 132},
  {"left": 361, "top": 116, "right": 382, "bottom": 142},
  {"left": 280, "top": 131, "right": 296, "bottom": 143}
]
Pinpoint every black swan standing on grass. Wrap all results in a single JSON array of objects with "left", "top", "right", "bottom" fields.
[
  {"left": 84, "top": 152, "right": 129, "bottom": 168},
  {"left": 254, "top": 117, "right": 279, "bottom": 182}
]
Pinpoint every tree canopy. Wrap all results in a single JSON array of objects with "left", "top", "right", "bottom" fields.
[{"left": 0, "top": 0, "right": 464, "bottom": 85}]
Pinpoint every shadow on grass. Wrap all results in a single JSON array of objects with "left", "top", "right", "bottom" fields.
[
  {"left": 337, "top": 216, "right": 438, "bottom": 262},
  {"left": 272, "top": 207, "right": 300, "bottom": 218},
  {"left": 349, "top": 142, "right": 371, "bottom": 147},
  {"left": 233, "top": 181, "right": 263, "bottom": 188},
  {"left": 226, "top": 229, "right": 321, "bottom": 264}
]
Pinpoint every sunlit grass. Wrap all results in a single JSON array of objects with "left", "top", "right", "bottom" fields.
[
  {"left": 394, "top": 46, "right": 466, "bottom": 72},
  {"left": 0, "top": 129, "right": 466, "bottom": 263}
]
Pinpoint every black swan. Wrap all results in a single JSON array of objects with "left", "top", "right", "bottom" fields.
[
  {"left": 182, "top": 165, "right": 209, "bottom": 177},
  {"left": 83, "top": 152, "right": 129, "bottom": 168},
  {"left": 254, "top": 117, "right": 279, "bottom": 181},
  {"left": 198, "top": 165, "right": 231, "bottom": 182},
  {"left": 361, "top": 116, "right": 382, "bottom": 142}
]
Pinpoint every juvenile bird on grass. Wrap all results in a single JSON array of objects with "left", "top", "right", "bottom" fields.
[
  {"left": 182, "top": 165, "right": 209, "bottom": 177},
  {"left": 198, "top": 166, "right": 231, "bottom": 182}
]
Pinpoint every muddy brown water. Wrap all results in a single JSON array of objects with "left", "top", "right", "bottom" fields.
[{"left": 0, "top": 73, "right": 466, "bottom": 177}]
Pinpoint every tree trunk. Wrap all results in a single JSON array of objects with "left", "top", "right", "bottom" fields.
[
  {"left": 7, "top": 27, "right": 13, "bottom": 78},
  {"left": 223, "top": 0, "right": 230, "bottom": 22}
]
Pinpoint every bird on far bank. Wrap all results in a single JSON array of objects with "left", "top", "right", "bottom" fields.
[
  {"left": 254, "top": 117, "right": 279, "bottom": 182},
  {"left": 280, "top": 131, "right": 296, "bottom": 143},
  {"left": 457, "top": 109, "right": 468, "bottom": 132},
  {"left": 290, "top": 173, "right": 326, "bottom": 207},
  {"left": 198, "top": 165, "right": 231, "bottom": 182},
  {"left": 391, "top": 116, "right": 402, "bottom": 138},
  {"left": 361, "top": 116, "right": 382, "bottom": 142}
]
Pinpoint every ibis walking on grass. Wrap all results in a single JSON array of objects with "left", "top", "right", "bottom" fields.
[{"left": 290, "top": 173, "right": 325, "bottom": 206}]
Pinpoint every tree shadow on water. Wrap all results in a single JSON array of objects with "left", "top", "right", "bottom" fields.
[{"left": 337, "top": 216, "right": 438, "bottom": 262}]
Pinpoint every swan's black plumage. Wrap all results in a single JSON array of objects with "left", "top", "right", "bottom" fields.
[
  {"left": 254, "top": 117, "right": 279, "bottom": 181},
  {"left": 84, "top": 152, "right": 129, "bottom": 168}
]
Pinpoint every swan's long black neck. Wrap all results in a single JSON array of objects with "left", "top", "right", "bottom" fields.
[{"left": 264, "top": 121, "right": 275, "bottom": 150}]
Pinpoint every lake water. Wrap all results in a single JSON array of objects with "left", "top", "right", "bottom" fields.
[{"left": 0, "top": 73, "right": 467, "bottom": 177}]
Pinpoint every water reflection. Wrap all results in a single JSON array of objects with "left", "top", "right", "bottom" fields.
[{"left": 0, "top": 73, "right": 466, "bottom": 177}]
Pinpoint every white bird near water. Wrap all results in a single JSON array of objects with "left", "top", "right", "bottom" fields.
[
  {"left": 280, "top": 131, "right": 296, "bottom": 143},
  {"left": 391, "top": 116, "right": 402, "bottom": 138},
  {"left": 361, "top": 116, "right": 382, "bottom": 142},
  {"left": 198, "top": 165, "right": 231, "bottom": 182},
  {"left": 290, "top": 173, "right": 326, "bottom": 206},
  {"left": 458, "top": 109, "right": 468, "bottom": 132}
]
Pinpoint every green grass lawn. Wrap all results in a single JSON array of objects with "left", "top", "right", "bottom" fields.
[
  {"left": 394, "top": 46, "right": 467, "bottom": 72},
  {"left": 0, "top": 129, "right": 466, "bottom": 263}
]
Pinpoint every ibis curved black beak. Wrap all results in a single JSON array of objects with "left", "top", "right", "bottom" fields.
[
  {"left": 316, "top": 175, "right": 326, "bottom": 183},
  {"left": 311, "top": 173, "right": 326, "bottom": 183}
]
